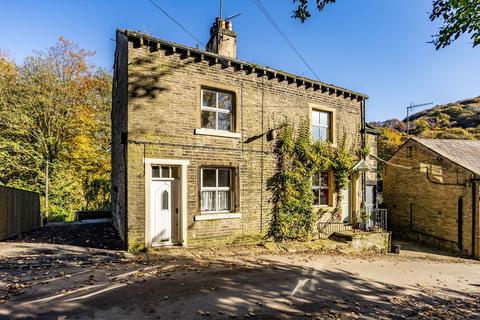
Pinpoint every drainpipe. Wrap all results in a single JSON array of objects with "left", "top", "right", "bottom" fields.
[
  {"left": 361, "top": 99, "right": 367, "bottom": 207},
  {"left": 472, "top": 178, "right": 479, "bottom": 258}
]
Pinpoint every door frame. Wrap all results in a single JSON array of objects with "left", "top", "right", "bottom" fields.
[
  {"left": 144, "top": 158, "right": 189, "bottom": 248},
  {"left": 341, "top": 180, "right": 352, "bottom": 223}
]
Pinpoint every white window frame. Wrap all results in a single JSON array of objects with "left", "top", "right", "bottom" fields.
[
  {"left": 313, "top": 170, "right": 330, "bottom": 207},
  {"left": 201, "top": 89, "right": 233, "bottom": 132},
  {"left": 151, "top": 166, "right": 174, "bottom": 181},
  {"left": 200, "top": 168, "right": 233, "bottom": 213},
  {"left": 312, "top": 110, "right": 330, "bottom": 142}
]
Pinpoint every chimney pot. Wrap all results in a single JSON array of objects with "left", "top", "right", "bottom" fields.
[{"left": 206, "top": 18, "right": 237, "bottom": 59}]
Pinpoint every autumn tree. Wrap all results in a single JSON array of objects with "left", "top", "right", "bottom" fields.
[{"left": 0, "top": 38, "right": 111, "bottom": 221}]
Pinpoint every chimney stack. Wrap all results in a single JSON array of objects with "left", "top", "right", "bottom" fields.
[{"left": 206, "top": 17, "right": 237, "bottom": 59}]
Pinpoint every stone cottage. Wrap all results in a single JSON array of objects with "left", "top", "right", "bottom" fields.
[
  {"left": 111, "top": 18, "right": 376, "bottom": 250},
  {"left": 384, "top": 138, "right": 480, "bottom": 257}
]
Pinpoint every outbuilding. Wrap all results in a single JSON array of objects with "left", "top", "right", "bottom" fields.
[{"left": 384, "top": 138, "right": 480, "bottom": 257}]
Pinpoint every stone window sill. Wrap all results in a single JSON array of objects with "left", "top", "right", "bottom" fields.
[
  {"left": 194, "top": 213, "right": 242, "bottom": 221},
  {"left": 194, "top": 128, "right": 241, "bottom": 139}
]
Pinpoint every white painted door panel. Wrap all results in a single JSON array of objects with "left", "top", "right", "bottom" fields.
[
  {"left": 341, "top": 181, "right": 351, "bottom": 223},
  {"left": 151, "top": 180, "right": 172, "bottom": 245}
]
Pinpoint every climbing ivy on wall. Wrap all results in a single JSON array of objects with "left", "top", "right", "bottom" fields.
[{"left": 267, "top": 118, "right": 360, "bottom": 242}]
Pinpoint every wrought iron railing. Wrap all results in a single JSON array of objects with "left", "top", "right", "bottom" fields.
[
  {"left": 352, "top": 208, "right": 388, "bottom": 231},
  {"left": 317, "top": 208, "right": 387, "bottom": 238}
]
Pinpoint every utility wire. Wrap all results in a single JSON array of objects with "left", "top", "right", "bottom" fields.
[
  {"left": 148, "top": 0, "right": 202, "bottom": 47},
  {"left": 148, "top": 0, "right": 231, "bottom": 70},
  {"left": 251, "top": 0, "right": 321, "bottom": 81}
]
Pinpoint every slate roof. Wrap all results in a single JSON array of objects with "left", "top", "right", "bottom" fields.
[{"left": 413, "top": 138, "right": 480, "bottom": 175}]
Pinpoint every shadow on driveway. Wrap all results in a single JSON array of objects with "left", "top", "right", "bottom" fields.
[
  {"left": 1, "top": 253, "right": 479, "bottom": 319},
  {"left": 3, "top": 222, "right": 124, "bottom": 250}
]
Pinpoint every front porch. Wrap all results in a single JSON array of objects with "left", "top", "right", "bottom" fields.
[{"left": 318, "top": 208, "right": 389, "bottom": 240}]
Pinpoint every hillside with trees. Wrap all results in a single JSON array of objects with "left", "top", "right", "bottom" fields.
[
  {"left": 370, "top": 96, "right": 480, "bottom": 177},
  {"left": 0, "top": 38, "right": 111, "bottom": 222}
]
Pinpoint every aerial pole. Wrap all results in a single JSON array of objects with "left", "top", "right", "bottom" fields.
[
  {"left": 220, "top": 0, "right": 222, "bottom": 19},
  {"left": 406, "top": 102, "right": 433, "bottom": 135}
]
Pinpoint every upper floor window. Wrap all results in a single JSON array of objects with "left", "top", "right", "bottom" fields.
[
  {"left": 201, "top": 168, "right": 232, "bottom": 212},
  {"left": 201, "top": 89, "right": 233, "bottom": 132},
  {"left": 312, "top": 110, "right": 330, "bottom": 142},
  {"left": 313, "top": 171, "right": 330, "bottom": 206}
]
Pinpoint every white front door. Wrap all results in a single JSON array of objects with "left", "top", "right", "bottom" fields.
[
  {"left": 341, "top": 181, "right": 351, "bottom": 223},
  {"left": 151, "top": 180, "right": 172, "bottom": 246}
]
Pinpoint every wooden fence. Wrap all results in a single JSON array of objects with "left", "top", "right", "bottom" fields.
[{"left": 0, "top": 186, "right": 41, "bottom": 240}]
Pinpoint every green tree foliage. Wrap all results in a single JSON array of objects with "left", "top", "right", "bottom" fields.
[
  {"left": 0, "top": 38, "right": 111, "bottom": 221},
  {"left": 430, "top": 0, "right": 480, "bottom": 49},
  {"left": 376, "top": 128, "right": 406, "bottom": 179},
  {"left": 370, "top": 96, "right": 480, "bottom": 178},
  {"left": 291, "top": 0, "right": 480, "bottom": 49},
  {"left": 267, "top": 119, "right": 358, "bottom": 242}
]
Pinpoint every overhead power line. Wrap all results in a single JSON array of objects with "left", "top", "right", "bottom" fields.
[
  {"left": 251, "top": 0, "right": 321, "bottom": 81},
  {"left": 147, "top": 0, "right": 232, "bottom": 70},
  {"left": 148, "top": 0, "right": 203, "bottom": 47}
]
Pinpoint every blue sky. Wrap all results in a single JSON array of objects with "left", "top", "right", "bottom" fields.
[{"left": 0, "top": 0, "right": 478, "bottom": 121}]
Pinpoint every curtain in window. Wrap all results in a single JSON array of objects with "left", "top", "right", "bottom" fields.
[
  {"left": 201, "top": 191, "right": 216, "bottom": 211},
  {"left": 217, "top": 191, "right": 230, "bottom": 211}
]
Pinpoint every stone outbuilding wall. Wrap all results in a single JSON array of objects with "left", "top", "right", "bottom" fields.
[{"left": 384, "top": 139, "right": 480, "bottom": 257}]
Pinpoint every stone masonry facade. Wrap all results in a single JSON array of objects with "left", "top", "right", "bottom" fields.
[
  {"left": 384, "top": 139, "right": 480, "bottom": 257},
  {"left": 112, "top": 28, "right": 371, "bottom": 251}
]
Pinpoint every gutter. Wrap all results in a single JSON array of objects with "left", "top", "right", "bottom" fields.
[{"left": 121, "top": 29, "right": 369, "bottom": 101}]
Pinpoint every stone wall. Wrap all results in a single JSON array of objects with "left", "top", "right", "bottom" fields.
[
  {"left": 384, "top": 139, "right": 479, "bottom": 256},
  {"left": 111, "top": 31, "right": 128, "bottom": 244},
  {"left": 113, "top": 30, "right": 369, "bottom": 250}
]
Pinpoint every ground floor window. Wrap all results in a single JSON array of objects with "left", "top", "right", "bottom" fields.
[
  {"left": 313, "top": 171, "right": 330, "bottom": 206},
  {"left": 201, "top": 168, "right": 232, "bottom": 212}
]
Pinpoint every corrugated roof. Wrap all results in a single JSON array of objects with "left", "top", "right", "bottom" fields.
[{"left": 413, "top": 138, "right": 480, "bottom": 175}]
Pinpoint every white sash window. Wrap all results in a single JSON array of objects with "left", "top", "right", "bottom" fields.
[
  {"left": 201, "top": 89, "right": 233, "bottom": 132},
  {"left": 312, "top": 110, "right": 330, "bottom": 141},
  {"left": 201, "top": 168, "right": 232, "bottom": 212}
]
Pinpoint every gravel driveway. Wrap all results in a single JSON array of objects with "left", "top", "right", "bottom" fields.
[{"left": 0, "top": 225, "right": 479, "bottom": 319}]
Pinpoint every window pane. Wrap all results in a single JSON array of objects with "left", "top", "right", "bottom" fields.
[
  {"left": 201, "top": 110, "right": 216, "bottom": 129},
  {"left": 312, "top": 172, "right": 320, "bottom": 187},
  {"left": 218, "top": 169, "right": 230, "bottom": 187},
  {"left": 161, "top": 166, "right": 170, "bottom": 178},
  {"left": 171, "top": 167, "right": 179, "bottom": 179},
  {"left": 201, "top": 191, "right": 216, "bottom": 211},
  {"left": 162, "top": 190, "right": 169, "bottom": 210},
  {"left": 152, "top": 166, "right": 160, "bottom": 178},
  {"left": 202, "top": 169, "right": 216, "bottom": 187},
  {"left": 320, "top": 112, "right": 329, "bottom": 126},
  {"left": 217, "top": 191, "right": 231, "bottom": 211},
  {"left": 320, "top": 189, "right": 329, "bottom": 205},
  {"left": 312, "top": 126, "right": 320, "bottom": 140},
  {"left": 320, "top": 171, "right": 329, "bottom": 187},
  {"left": 313, "top": 189, "right": 320, "bottom": 206},
  {"left": 312, "top": 111, "right": 320, "bottom": 125},
  {"left": 217, "top": 112, "right": 231, "bottom": 131},
  {"left": 202, "top": 90, "right": 216, "bottom": 108},
  {"left": 218, "top": 93, "right": 232, "bottom": 111},
  {"left": 320, "top": 127, "right": 328, "bottom": 141}
]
